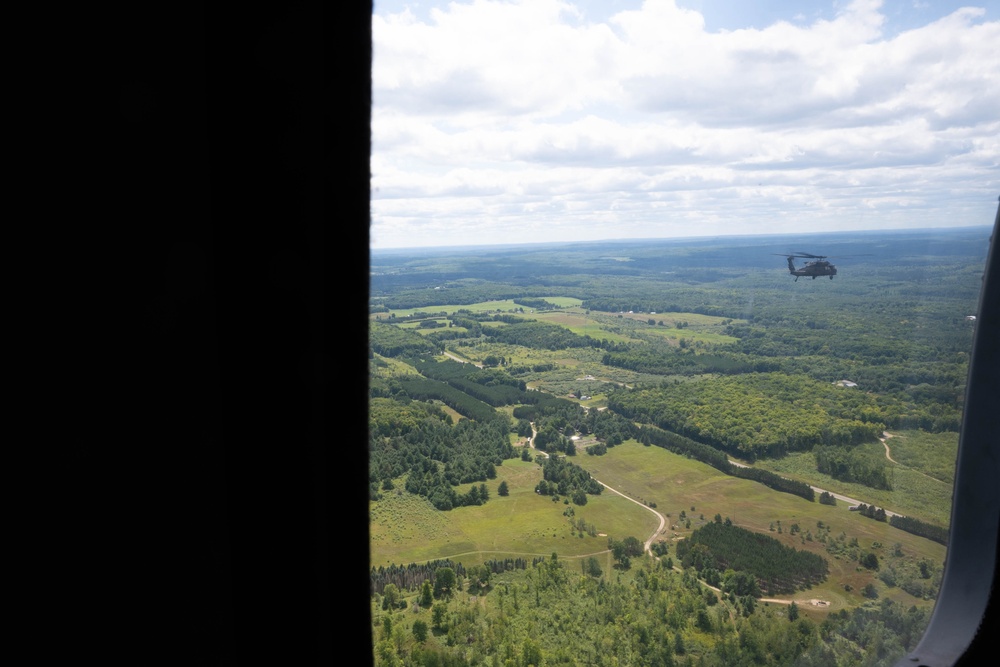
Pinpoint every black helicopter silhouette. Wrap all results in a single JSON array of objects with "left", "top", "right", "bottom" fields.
[{"left": 772, "top": 252, "right": 842, "bottom": 281}]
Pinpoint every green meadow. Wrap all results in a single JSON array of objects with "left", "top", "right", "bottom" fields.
[
  {"left": 750, "top": 441, "right": 955, "bottom": 527},
  {"left": 882, "top": 429, "right": 959, "bottom": 484},
  {"left": 370, "top": 439, "right": 945, "bottom": 610},
  {"left": 370, "top": 452, "right": 659, "bottom": 570},
  {"left": 573, "top": 441, "right": 945, "bottom": 610}
]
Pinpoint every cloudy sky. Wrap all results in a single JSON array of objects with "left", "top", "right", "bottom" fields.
[{"left": 371, "top": 0, "right": 999, "bottom": 249}]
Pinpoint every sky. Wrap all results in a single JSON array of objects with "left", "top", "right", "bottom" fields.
[{"left": 371, "top": 0, "right": 999, "bottom": 249}]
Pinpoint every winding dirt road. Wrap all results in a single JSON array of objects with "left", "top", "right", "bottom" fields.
[{"left": 524, "top": 430, "right": 799, "bottom": 605}]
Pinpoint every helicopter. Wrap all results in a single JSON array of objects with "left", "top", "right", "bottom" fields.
[{"left": 772, "top": 252, "right": 839, "bottom": 281}]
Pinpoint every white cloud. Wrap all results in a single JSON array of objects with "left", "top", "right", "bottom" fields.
[{"left": 372, "top": 0, "right": 1000, "bottom": 248}]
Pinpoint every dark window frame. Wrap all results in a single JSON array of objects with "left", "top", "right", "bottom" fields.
[{"left": 895, "top": 197, "right": 1000, "bottom": 666}]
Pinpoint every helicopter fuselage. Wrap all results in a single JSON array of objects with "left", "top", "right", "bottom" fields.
[{"left": 786, "top": 256, "right": 836, "bottom": 280}]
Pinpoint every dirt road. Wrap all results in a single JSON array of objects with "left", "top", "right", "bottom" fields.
[{"left": 727, "top": 457, "right": 901, "bottom": 518}]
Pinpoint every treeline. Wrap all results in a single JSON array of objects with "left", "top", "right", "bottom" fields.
[
  {"left": 602, "top": 347, "right": 779, "bottom": 376},
  {"left": 375, "top": 284, "right": 569, "bottom": 310},
  {"left": 397, "top": 377, "right": 499, "bottom": 422},
  {"left": 677, "top": 520, "right": 829, "bottom": 595},
  {"left": 890, "top": 515, "right": 949, "bottom": 546},
  {"left": 405, "top": 462, "right": 494, "bottom": 511},
  {"left": 853, "top": 503, "right": 889, "bottom": 522},
  {"left": 369, "top": 398, "right": 453, "bottom": 439},
  {"left": 407, "top": 358, "right": 529, "bottom": 407},
  {"left": 609, "top": 374, "right": 885, "bottom": 459},
  {"left": 514, "top": 396, "right": 638, "bottom": 450},
  {"left": 512, "top": 297, "right": 561, "bottom": 310},
  {"left": 535, "top": 456, "right": 603, "bottom": 504},
  {"left": 636, "top": 425, "right": 815, "bottom": 502},
  {"left": 372, "top": 540, "right": 934, "bottom": 667},
  {"left": 370, "top": 559, "right": 466, "bottom": 596},
  {"left": 484, "top": 320, "right": 627, "bottom": 352},
  {"left": 583, "top": 296, "right": 737, "bottom": 318},
  {"left": 815, "top": 445, "right": 893, "bottom": 490},
  {"left": 369, "top": 404, "right": 515, "bottom": 506},
  {"left": 849, "top": 503, "right": 950, "bottom": 546}
]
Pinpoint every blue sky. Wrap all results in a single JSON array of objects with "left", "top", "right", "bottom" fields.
[{"left": 371, "top": 0, "right": 999, "bottom": 248}]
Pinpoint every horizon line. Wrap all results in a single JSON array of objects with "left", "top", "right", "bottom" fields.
[{"left": 370, "top": 224, "right": 992, "bottom": 254}]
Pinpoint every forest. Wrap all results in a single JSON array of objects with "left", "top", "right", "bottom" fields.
[
  {"left": 372, "top": 554, "right": 932, "bottom": 667},
  {"left": 676, "top": 520, "right": 830, "bottom": 596}
]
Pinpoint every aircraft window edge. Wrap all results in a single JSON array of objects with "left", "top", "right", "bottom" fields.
[{"left": 894, "top": 196, "right": 1000, "bottom": 667}]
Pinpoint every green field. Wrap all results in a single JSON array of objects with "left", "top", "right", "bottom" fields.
[
  {"left": 371, "top": 439, "right": 946, "bottom": 610},
  {"left": 572, "top": 441, "right": 945, "bottom": 609},
  {"left": 374, "top": 297, "right": 582, "bottom": 319},
  {"left": 882, "top": 430, "right": 959, "bottom": 484},
  {"left": 367, "top": 231, "right": 987, "bottom": 664},
  {"left": 750, "top": 443, "right": 954, "bottom": 527},
  {"left": 370, "top": 453, "right": 659, "bottom": 570},
  {"left": 531, "top": 310, "right": 635, "bottom": 343}
]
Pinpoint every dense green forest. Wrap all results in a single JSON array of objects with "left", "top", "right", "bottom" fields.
[
  {"left": 372, "top": 555, "right": 931, "bottom": 667},
  {"left": 609, "top": 374, "right": 886, "bottom": 459},
  {"left": 369, "top": 228, "right": 987, "bottom": 666},
  {"left": 369, "top": 398, "right": 517, "bottom": 508},
  {"left": 677, "top": 520, "right": 829, "bottom": 596}
]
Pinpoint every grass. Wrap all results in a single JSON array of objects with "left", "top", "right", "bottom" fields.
[
  {"left": 370, "top": 355, "right": 421, "bottom": 378},
  {"left": 370, "top": 440, "right": 946, "bottom": 613},
  {"left": 637, "top": 326, "right": 740, "bottom": 346},
  {"left": 531, "top": 311, "right": 635, "bottom": 343},
  {"left": 572, "top": 440, "right": 945, "bottom": 610},
  {"left": 537, "top": 296, "right": 583, "bottom": 308},
  {"left": 377, "top": 300, "right": 525, "bottom": 318},
  {"left": 375, "top": 297, "right": 581, "bottom": 320},
  {"left": 882, "top": 429, "right": 958, "bottom": 484},
  {"left": 751, "top": 445, "right": 954, "bottom": 527},
  {"left": 369, "top": 453, "right": 659, "bottom": 570}
]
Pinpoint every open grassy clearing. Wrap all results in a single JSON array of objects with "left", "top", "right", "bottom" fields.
[
  {"left": 530, "top": 310, "right": 635, "bottom": 343},
  {"left": 443, "top": 343, "right": 658, "bottom": 389},
  {"left": 586, "top": 311, "right": 742, "bottom": 346},
  {"left": 375, "top": 297, "right": 582, "bottom": 320},
  {"left": 751, "top": 448, "right": 954, "bottom": 527},
  {"left": 573, "top": 440, "right": 945, "bottom": 610},
  {"left": 376, "top": 300, "right": 525, "bottom": 318},
  {"left": 369, "top": 453, "right": 658, "bottom": 570},
  {"left": 592, "top": 310, "right": 741, "bottom": 327},
  {"left": 396, "top": 319, "right": 450, "bottom": 332},
  {"left": 370, "top": 355, "right": 421, "bottom": 377},
  {"left": 537, "top": 296, "right": 583, "bottom": 307},
  {"left": 635, "top": 326, "right": 740, "bottom": 346},
  {"left": 883, "top": 429, "right": 958, "bottom": 484}
]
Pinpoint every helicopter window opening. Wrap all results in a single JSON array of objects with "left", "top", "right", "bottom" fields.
[{"left": 371, "top": 2, "right": 999, "bottom": 665}]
